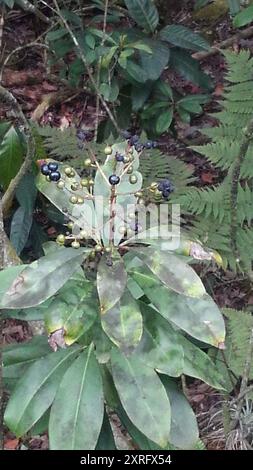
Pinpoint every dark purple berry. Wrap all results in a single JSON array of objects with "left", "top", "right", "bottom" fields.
[
  {"left": 109, "top": 174, "right": 120, "bottom": 185},
  {"left": 76, "top": 129, "right": 87, "bottom": 141},
  {"left": 40, "top": 164, "right": 50, "bottom": 176},
  {"left": 145, "top": 141, "right": 153, "bottom": 149},
  {"left": 116, "top": 153, "right": 124, "bottom": 162},
  {"left": 49, "top": 171, "right": 61, "bottom": 182},
  {"left": 122, "top": 130, "right": 131, "bottom": 140},
  {"left": 162, "top": 190, "right": 171, "bottom": 199},
  {"left": 129, "top": 134, "right": 139, "bottom": 146},
  {"left": 48, "top": 162, "right": 59, "bottom": 172},
  {"left": 134, "top": 143, "right": 143, "bottom": 152}
]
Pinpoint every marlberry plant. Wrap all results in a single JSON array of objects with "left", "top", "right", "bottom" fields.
[{"left": 1, "top": 136, "right": 226, "bottom": 450}]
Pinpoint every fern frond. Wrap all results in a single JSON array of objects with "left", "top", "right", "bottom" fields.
[
  {"left": 221, "top": 308, "right": 253, "bottom": 379},
  {"left": 139, "top": 149, "right": 195, "bottom": 189}
]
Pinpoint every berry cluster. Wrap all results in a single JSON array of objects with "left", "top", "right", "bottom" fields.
[
  {"left": 40, "top": 162, "right": 61, "bottom": 182},
  {"left": 122, "top": 131, "right": 158, "bottom": 152},
  {"left": 157, "top": 179, "right": 174, "bottom": 199}
]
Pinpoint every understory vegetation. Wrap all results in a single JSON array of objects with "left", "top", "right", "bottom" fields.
[{"left": 0, "top": 0, "right": 253, "bottom": 452}]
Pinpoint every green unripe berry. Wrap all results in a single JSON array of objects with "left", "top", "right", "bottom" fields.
[
  {"left": 118, "top": 226, "right": 126, "bottom": 234},
  {"left": 135, "top": 191, "right": 143, "bottom": 198},
  {"left": 104, "top": 146, "right": 112, "bottom": 155},
  {"left": 81, "top": 178, "right": 89, "bottom": 187},
  {"left": 64, "top": 167, "right": 72, "bottom": 176},
  {"left": 154, "top": 189, "right": 162, "bottom": 197},
  {"left": 95, "top": 244, "right": 103, "bottom": 253},
  {"left": 128, "top": 147, "right": 134, "bottom": 155},
  {"left": 79, "top": 229, "right": 87, "bottom": 239},
  {"left": 150, "top": 182, "right": 158, "bottom": 190},
  {"left": 128, "top": 212, "right": 136, "bottom": 220},
  {"left": 71, "top": 240, "right": 80, "bottom": 249},
  {"left": 46, "top": 175, "right": 51, "bottom": 181},
  {"left": 70, "top": 195, "right": 78, "bottom": 204},
  {"left": 105, "top": 246, "right": 112, "bottom": 253},
  {"left": 70, "top": 170, "right": 76, "bottom": 177},
  {"left": 57, "top": 180, "right": 65, "bottom": 189},
  {"left": 89, "top": 250, "right": 96, "bottom": 259},
  {"left": 56, "top": 234, "right": 65, "bottom": 244},
  {"left": 138, "top": 198, "right": 145, "bottom": 205},
  {"left": 77, "top": 196, "right": 84, "bottom": 204},
  {"left": 127, "top": 165, "right": 133, "bottom": 174},
  {"left": 88, "top": 178, "right": 94, "bottom": 186},
  {"left": 84, "top": 158, "right": 92, "bottom": 168},
  {"left": 67, "top": 222, "right": 74, "bottom": 230},
  {"left": 71, "top": 182, "right": 79, "bottom": 191},
  {"left": 129, "top": 174, "right": 138, "bottom": 184},
  {"left": 124, "top": 156, "right": 130, "bottom": 164}
]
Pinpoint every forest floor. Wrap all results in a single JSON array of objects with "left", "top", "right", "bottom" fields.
[{"left": 2, "top": 3, "right": 253, "bottom": 451}]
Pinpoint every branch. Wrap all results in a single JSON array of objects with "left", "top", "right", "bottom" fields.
[
  {"left": 0, "top": 85, "right": 35, "bottom": 214},
  {"left": 94, "top": 0, "right": 109, "bottom": 143},
  {"left": 192, "top": 25, "right": 253, "bottom": 61}
]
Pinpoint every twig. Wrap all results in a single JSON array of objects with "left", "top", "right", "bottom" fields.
[
  {"left": 192, "top": 25, "right": 253, "bottom": 61},
  {"left": 16, "top": 0, "right": 50, "bottom": 24},
  {"left": 0, "top": 85, "right": 35, "bottom": 214},
  {"left": 0, "top": 42, "right": 49, "bottom": 82},
  {"left": 94, "top": 0, "right": 109, "bottom": 143}
]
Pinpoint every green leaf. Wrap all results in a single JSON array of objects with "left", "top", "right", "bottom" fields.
[
  {"left": 44, "top": 278, "right": 97, "bottom": 345},
  {"left": 132, "top": 247, "right": 206, "bottom": 298},
  {"left": 16, "top": 173, "right": 37, "bottom": 213},
  {"left": 0, "top": 248, "right": 88, "bottom": 309},
  {"left": 96, "top": 412, "right": 116, "bottom": 450},
  {"left": 49, "top": 346, "right": 104, "bottom": 449},
  {"left": 180, "top": 335, "right": 226, "bottom": 389},
  {"left": 2, "top": 298, "right": 53, "bottom": 321},
  {"left": 10, "top": 207, "right": 33, "bottom": 255},
  {"left": 110, "top": 347, "right": 171, "bottom": 447},
  {"left": 102, "top": 291, "right": 143, "bottom": 353},
  {"left": 170, "top": 49, "right": 212, "bottom": 90},
  {"left": 124, "top": 60, "right": 148, "bottom": 83},
  {"left": 29, "top": 409, "right": 50, "bottom": 436},
  {"left": 124, "top": 0, "right": 159, "bottom": 33},
  {"left": 159, "top": 25, "right": 210, "bottom": 52},
  {"left": 131, "top": 83, "right": 153, "bottom": 112},
  {"left": 160, "top": 376, "right": 199, "bottom": 449},
  {"left": 130, "top": 269, "right": 225, "bottom": 347},
  {"left": 156, "top": 108, "right": 173, "bottom": 134},
  {"left": 0, "top": 125, "right": 23, "bottom": 189},
  {"left": 3, "top": 336, "right": 51, "bottom": 379},
  {"left": 4, "top": 346, "right": 80, "bottom": 436},
  {"left": 133, "top": 303, "right": 184, "bottom": 377},
  {"left": 233, "top": 5, "right": 253, "bottom": 28},
  {"left": 2, "top": 0, "right": 15, "bottom": 8},
  {"left": 36, "top": 160, "right": 99, "bottom": 242},
  {"left": 177, "top": 94, "right": 210, "bottom": 114},
  {"left": 97, "top": 255, "right": 127, "bottom": 314},
  {"left": 0, "top": 265, "right": 25, "bottom": 299},
  {"left": 139, "top": 40, "right": 170, "bottom": 81}
]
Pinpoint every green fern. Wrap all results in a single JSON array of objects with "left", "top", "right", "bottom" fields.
[
  {"left": 221, "top": 308, "right": 253, "bottom": 380},
  {"left": 36, "top": 126, "right": 107, "bottom": 167},
  {"left": 177, "top": 50, "right": 253, "bottom": 271},
  {"left": 139, "top": 148, "right": 195, "bottom": 189}
]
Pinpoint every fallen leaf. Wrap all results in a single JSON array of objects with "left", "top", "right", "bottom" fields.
[
  {"left": 4, "top": 438, "right": 19, "bottom": 450},
  {"left": 201, "top": 171, "right": 216, "bottom": 183}
]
